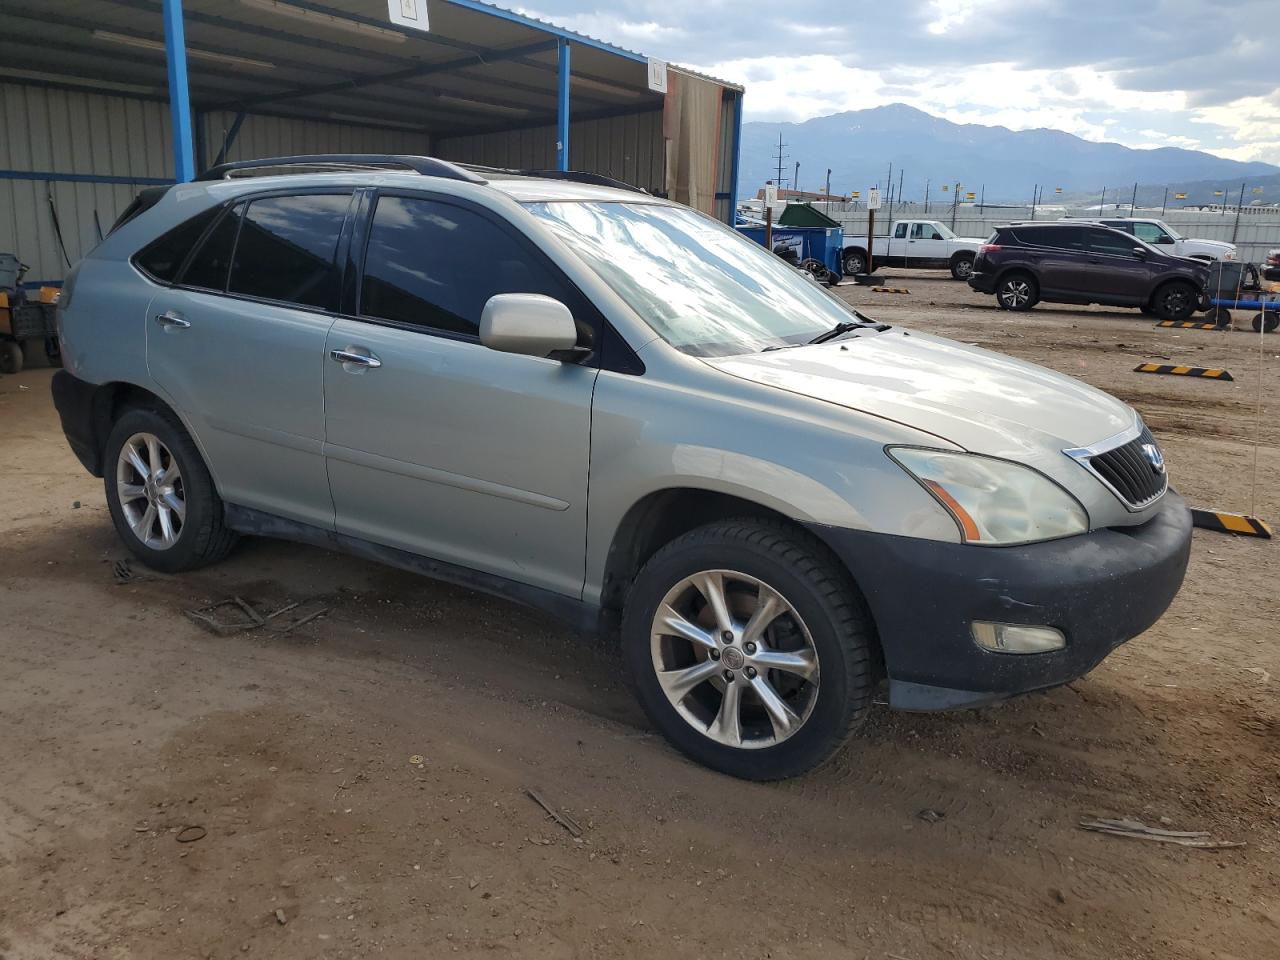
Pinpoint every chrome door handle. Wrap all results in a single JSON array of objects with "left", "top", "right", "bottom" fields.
[
  {"left": 154, "top": 311, "right": 190, "bottom": 329},
  {"left": 330, "top": 348, "right": 382, "bottom": 368}
]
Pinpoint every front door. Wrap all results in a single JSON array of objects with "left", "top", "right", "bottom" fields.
[
  {"left": 322, "top": 193, "right": 599, "bottom": 598},
  {"left": 1083, "top": 227, "right": 1156, "bottom": 303},
  {"left": 908, "top": 221, "right": 948, "bottom": 268},
  {"left": 146, "top": 192, "right": 353, "bottom": 528}
]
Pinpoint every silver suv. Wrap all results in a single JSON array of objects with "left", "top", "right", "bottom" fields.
[{"left": 52, "top": 155, "right": 1192, "bottom": 780}]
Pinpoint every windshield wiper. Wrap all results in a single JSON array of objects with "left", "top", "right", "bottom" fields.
[{"left": 806, "top": 319, "right": 890, "bottom": 345}]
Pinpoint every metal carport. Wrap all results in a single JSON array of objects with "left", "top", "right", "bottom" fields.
[{"left": 0, "top": 0, "right": 743, "bottom": 282}]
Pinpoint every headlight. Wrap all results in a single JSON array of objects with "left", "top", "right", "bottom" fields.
[{"left": 889, "top": 448, "right": 1089, "bottom": 545}]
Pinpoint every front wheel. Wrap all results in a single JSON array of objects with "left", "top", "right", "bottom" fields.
[
  {"left": 0, "top": 340, "right": 23, "bottom": 375},
  {"left": 996, "top": 274, "right": 1038, "bottom": 311},
  {"left": 1153, "top": 282, "right": 1198, "bottom": 321},
  {"left": 950, "top": 253, "right": 975, "bottom": 281},
  {"left": 622, "top": 520, "right": 875, "bottom": 780}
]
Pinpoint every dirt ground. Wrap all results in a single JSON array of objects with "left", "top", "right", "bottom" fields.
[{"left": 1, "top": 271, "right": 1277, "bottom": 960}]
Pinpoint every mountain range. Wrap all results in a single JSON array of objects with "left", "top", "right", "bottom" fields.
[{"left": 739, "top": 104, "right": 1280, "bottom": 205}]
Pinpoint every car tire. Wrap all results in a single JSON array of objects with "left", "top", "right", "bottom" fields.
[
  {"left": 0, "top": 340, "right": 23, "bottom": 375},
  {"left": 1252, "top": 312, "right": 1279, "bottom": 334},
  {"left": 1204, "top": 306, "right": 1232, "bottom": 328},
  {"left": 843, "top": 249, "right": 867, "bottom": 276},
  {"left": 104, "top": 406, "right": 238, "bottom": 573},
  {"left": 950, "top": 253, "right": 975, "bottom": 281},
  {"left": 621, "top": 519, "right": 875, "bottom": 780},
  {"left": 995, "top": 273, "right": 1038, "bottom": 311},
  {"left": 1153, "top": 281, "right": 1199, "bottom": 322}
]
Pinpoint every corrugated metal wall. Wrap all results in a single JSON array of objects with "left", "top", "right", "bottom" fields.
[
  {"left": 714, "top": 92, "right": 737, "bottom": 225},
  {"left": 199, "top": 111, "right": 430, "bottom": 166},
  {"left": 437, "top": 108, "right": 666, "bottom": 194},
  {"left": 0, "top": 83, "right": 174, "bottom": 285}
]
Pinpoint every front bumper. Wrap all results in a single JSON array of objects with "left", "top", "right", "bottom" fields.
[{"left": 810, "top": 491, "right": 1193, "bottom": 710}]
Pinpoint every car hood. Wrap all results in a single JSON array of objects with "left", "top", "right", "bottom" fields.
[
  {"left": 1184, "top": 238, "right": 1235, "bottom": 252},
  {"left": 704, "top": 329, "right": 1135, "bottom": 462}
]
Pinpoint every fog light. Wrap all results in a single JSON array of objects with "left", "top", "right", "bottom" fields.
[{"left": 972, "top": 622, "right": 1066, "bottom": 654}]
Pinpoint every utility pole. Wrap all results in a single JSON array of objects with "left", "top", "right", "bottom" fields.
[
  {"left": 1129, "top": 181, "right": 1138, "bottom": 216},
  {"left": 773, "top": 133, "right": 788, "bottom": 191},
  {"left": 950, "top": 181, "right": 960, "bottom": 230},
  {"left": 824, "top": 168, "right": 831, "bottom": 214},
  {"left": 1161, "top": 186, "right": 1168, "bottom": 217},
  {"left": 978, "top": 184, "right": 985, "bottom": 213},
  {"left": 1099, "top": 187, "right": 1106, "bottom": 212},
  {"left": 924, "top": 178, "right": 930, "bottom": 214},
  {"left": 1232, "top": 182, "right": 1246, "bottom": 242},
  {"left": 794, "top": 161, "right": 800, "bottom": 195},
  {"left": 897, "top": 168, "right": 904, "bottom": 215},
  {"left": 1030, "top": 183, "right": 1038, "bottom": 221}
]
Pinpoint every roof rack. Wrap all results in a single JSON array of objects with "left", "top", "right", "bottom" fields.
[
  {"left": 458, "top": 163, "right": 649, "bottom": 195},
  {"left": 196, "top": 154, "right": 487, "bottom": 184}
]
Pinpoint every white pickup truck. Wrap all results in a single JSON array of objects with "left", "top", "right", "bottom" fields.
[
  {"left": 841, "top": 219, "right": 987, "bottom": 280},
  {"left": 1069, "top": 217, "right": 1238, "bottom": 263}
]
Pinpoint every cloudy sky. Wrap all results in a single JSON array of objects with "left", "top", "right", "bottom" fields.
[{"left": 521, "top": 0, "right": 1280, "bottom": 165}]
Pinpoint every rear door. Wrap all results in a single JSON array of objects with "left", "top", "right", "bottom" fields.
[
  {"left": 1082, "top": 227, "right": 1157, "bottom": 303},
  {"left": 146, "top": 191, "right": 353, "bottom": 528},
  {"left": 321, "top": 191, "right": 599, "bottom": 598},
  {"left": 1011, "top": 226, "right": 1090, "bottom": 297}
]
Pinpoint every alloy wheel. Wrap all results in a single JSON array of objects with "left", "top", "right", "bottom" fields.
[
  {"left": 650, "top": 569, "right": 821, "bottom": 749},
  {"left": 953, "top": 258, "right": 974, "bottom": 279},
  {"left": 116, "top": 432, "right": 186, "bottom": 550},
  {"left": 844, "top": 252, "right": 866, "bottom": 275},
  {"left": 999, "top": 279, "right": 1032, "bottom": 308}
]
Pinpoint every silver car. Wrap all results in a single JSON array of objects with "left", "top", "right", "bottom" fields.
[{"left": 51, "top": 155, "right": 1192, "bottom": 780}]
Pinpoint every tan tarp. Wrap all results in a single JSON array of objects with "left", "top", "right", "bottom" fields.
[{"left": 663, "top": 70, "right": 723, "bottom": 216}]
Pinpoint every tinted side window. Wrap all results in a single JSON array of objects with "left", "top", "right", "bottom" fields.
[
  {"left": 1133, "top": 222, "right": 1168, "bottom": 243},
  {"left": 894, "top": 223, "right": 908, "bottom": 239},
  {"left": 360, "top": 196, "right": 581, "bottom": 338},
  {"left": 1013, "top": 226, "right": 1086, "bottom": 250},
  {"left": 180, "top": 204, "right": 241, "bottom": 291},
  {"left": 228, "top": 194, "right": 350, "bottom": 310},
  {"left": 1088, "top": 229, "right": 1142, "bottom": 257},
  {"left": 134, "top": 206, "right": 220, "bottom": 282}
]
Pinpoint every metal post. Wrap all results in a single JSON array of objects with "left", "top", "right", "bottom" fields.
[
  {"left": 978, "top": 184, "right": 984, "bottom": 213},
  {"left": 1161, "top": 187, "right": 1168, "bottom": 217},
  {"left": 923, "top": 179, "right": 930, "bottom": 214},
  {"left": 1232, "top": 182, "right": 1246, "bottom": 242},
  {"left": 1030, "top": 183, "right": 1038, "bottom": 220},
  {"left": 1130, "top": 181, "right": 1138, "bottom": 216},
  {"left": 824, "top": 168, "right": 831, "bottom": 215},
  {"left": 897, "top": 168, "right": 903, "bottom": 213},
  {"left": 1099, "top": 187, "right": 1106, "bottom": 212},
  {"left": 726, "top": 93, "right": 743, "bottom": 226},
  {"left": 794, "top": 161, "right": 800, "bottom": 195},
  {"left": 162, "top": 0, "right": 196, "bottom": 182},
  {"left": 866, "top": 206, "right": 875, "bottom": 275},
  {"left": 950, "top": 182, "right": 959, "bottom": 230},
  {"left": 556, "top": 38, "right": 571, "bottom": 172}
]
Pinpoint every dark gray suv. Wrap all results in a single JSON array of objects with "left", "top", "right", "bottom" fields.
[{"left": 969, "top": 222, "right": 1210, "bottom": 320}]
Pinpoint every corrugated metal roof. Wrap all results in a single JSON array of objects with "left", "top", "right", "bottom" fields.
[{"left": 0, "top": 0, "right": 739, "bottom": 139}]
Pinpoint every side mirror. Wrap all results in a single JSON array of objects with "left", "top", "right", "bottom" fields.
[
  {"left": 1132, "top": 247, "right": 1148, "bottom": 259},
  {"left": 480, "top": 293, "right": 584, "bottom": 360},
  {"left": 1155, "top": 236, "right": 1174, "bottom": 244}
]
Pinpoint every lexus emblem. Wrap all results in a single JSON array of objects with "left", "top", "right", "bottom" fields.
[{"left": 1141, "top": 443, "right": 1165, "bottom": 474}]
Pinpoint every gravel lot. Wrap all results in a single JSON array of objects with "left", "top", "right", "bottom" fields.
[{"left": 0, "top": 269, "right": 1277, "bottom": 960}]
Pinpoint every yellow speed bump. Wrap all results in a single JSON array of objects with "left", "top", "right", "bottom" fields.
[
  {"left": 1191, "top": 509, "right": 1272, "bottom": 539},
  {"left": 870, "top": 287, "right": 911, "bottom": 294},
  {"left": 1155, "top": 320, "right": 1219, "bottom": 330},
  {"left": 1134, "top": 363, "right": 1233, "bottom": 381}
]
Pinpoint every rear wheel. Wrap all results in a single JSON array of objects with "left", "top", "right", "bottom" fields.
[
  {"left": 622, "top": 519, "right": 875, "bottom": 780},
  {"left": 1253, "top": 312, "right": 1279, "bottom": 333},
  {"left": 1153, "top": 281, "right": 1198, "bottom": 321},
  {"left": 843, "top": 249, "right": 867, "bottom": 276},
  {"left": 104, "top": 407, "right": 237, "bottom": 573},
  {"left": 1205, "top": 306, "right": 1233, "bottom": 328},
  {"left": 996, "top": 273, "right": 1038, "bottom": 311},
  {"left": 950, "top": 252, "right": 975, "bottom": 281}
]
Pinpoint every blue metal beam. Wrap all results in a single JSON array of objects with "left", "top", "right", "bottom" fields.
[
  {"left": 727, "top": 91, "right": 743, "bottom": 225},
  {"left": 161, "top": 0, "right": 196, "bottom": 182},
  {"left": 557, "top": 39, "right": 571, "bottom": 172},
  {"left": 0, "top": 170, "right": 174, "bottom": 186}
]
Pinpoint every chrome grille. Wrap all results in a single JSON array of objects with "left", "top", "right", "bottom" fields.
[{"left": 1067, "top": 425, "right": 1168, "bottom": 509}]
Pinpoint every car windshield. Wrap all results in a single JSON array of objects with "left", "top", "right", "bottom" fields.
[
  {"left": 526, "top": 200, "right": 862, "bottom": 357},
  {"left": 933, "top": 222, "right": 957, "bottom": 240},
  {"left": 1154, "top": 220, "right": 1183, "bottom": 240}
]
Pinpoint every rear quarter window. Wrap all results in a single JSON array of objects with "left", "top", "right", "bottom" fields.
[{"left": 133, "top": 206, "right": 221, "bottom": 283}]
